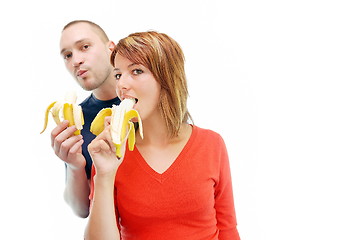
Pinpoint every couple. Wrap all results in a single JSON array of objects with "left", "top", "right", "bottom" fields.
[{"left": 50, "top": 20, "right": 240, "bottom": 239}]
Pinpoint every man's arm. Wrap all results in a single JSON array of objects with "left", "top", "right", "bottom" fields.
[
  {"left": 64, "top": 164, "right": 90, "bottom": 218},
  {"left": 51, "top": 121, "right": 90, "bottom": 218}
]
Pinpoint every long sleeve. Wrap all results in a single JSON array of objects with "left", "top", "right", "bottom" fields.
[{"left": 214, "top": 135, "right": 240, "bottom": 240}]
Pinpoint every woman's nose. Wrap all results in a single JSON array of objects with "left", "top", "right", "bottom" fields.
[
  {"left": 116, "top": 73, "right": 132, "bottom": 97},
  {"left": 118, "top": 73, "right": 131, "bottom": 89}
]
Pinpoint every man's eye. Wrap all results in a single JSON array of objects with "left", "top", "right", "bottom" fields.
[
  {"left": 64, "top": 53, "right": 72, "bottom": 60},
  {"left": 133, "top": 69, "right": 143, "bottom": 75},
  {"left": 114, "top": 73, "right": 122, "bottom": 80}
]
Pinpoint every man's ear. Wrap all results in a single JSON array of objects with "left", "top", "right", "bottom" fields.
[{"left": 108, "top": 41, "right": 115, "bottom": 51}]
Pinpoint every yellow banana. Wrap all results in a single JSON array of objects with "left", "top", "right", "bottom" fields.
[
  {"left": 40, "top": 91, "right": 84, "bottom": 135},
  {"left": 90, "top": 98, "right": 143, "bottom": 158}
]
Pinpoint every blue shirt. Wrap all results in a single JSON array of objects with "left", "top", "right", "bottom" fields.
[{"left": 79, "top": 94, "right": 121, "bottom": 178}]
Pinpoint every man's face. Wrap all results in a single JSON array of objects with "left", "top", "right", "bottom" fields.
[{"left": 60, "top": 22, "right": 113, "bottom": 91}]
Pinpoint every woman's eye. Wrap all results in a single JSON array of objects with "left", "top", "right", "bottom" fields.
[
  {"left": 82, "top": 44, "right": 90, "bottom": 50},
  {"left": 114, "top": 73, "right": 122, "bottom": 80},
  {"left": 133, "top": 69, "right": 143, "bottom": 75}
]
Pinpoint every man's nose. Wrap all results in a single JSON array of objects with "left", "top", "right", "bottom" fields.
[{"left": 72, "top": 54, "right": 84, "bottom": 67}]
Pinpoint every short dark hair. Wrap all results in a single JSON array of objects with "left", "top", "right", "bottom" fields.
[{"left": 62, "top": 20, "right": 109, "bottom": 43}]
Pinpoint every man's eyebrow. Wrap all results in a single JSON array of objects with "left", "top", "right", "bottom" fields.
[
  {"left": 60, "top": 38, "right": 90, "bottom": 55},
  {"left": 60, "top": 48, "right": 69, "bottom": 55}
]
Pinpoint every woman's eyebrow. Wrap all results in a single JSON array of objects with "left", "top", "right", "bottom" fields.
[{"left": 113, "top": 63, "right": 139, "bottom": 72}]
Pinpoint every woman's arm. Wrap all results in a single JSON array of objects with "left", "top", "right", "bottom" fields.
[
  {"left": 214, "top": 135, "right": 240, "bottom": 240},
  {"left": 84, "top": 174, "right": 120, "bottom": 239},
  {"left": 84, "top": 125, "right": 125, "bottom": 240}
]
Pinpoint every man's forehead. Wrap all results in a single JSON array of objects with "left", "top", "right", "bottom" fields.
[
  {"left": 60, "top": 23, "right": 98, "bottom": 48},
  {"left": 61, "top": 23, "right": 95, "bottom": 39}
]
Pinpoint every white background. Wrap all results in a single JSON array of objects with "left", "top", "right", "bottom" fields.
[{"left": 1, "top": 0, "right": 359, "bottom": 239}]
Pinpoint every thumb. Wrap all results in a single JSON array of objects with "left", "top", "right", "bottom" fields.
[
  {"left": 88, "top": 139, "right": 111, "bottom": 156},
  {"left": 104, "top": 116, "right": 112, "bottom": 128}
]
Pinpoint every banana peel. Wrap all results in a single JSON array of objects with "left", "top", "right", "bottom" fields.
[
  {"left": 90, "top": 98, "right": 143, "bottom": 158},
  {"left": 40, "top": 91, "right": 84, "bottom": 135}
]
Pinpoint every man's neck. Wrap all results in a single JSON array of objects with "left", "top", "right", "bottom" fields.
[
  {"left": 92, "top": 77, "right": 118, "bottom": 101},
  {"left": 92, "top": 88, "right": 117, "bottom": 101}
]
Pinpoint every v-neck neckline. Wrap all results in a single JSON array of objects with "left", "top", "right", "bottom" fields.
[{"left": 132, "top": 125, "right": 197, "bottom": 183}]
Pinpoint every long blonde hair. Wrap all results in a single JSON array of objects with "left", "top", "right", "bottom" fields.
[{"left": 111, "top": 31, "right": 192, "bottom": 138}]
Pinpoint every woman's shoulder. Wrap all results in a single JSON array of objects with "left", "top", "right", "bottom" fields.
[{"left": 192, "top": 125, "right": 224, "bottom": 143}]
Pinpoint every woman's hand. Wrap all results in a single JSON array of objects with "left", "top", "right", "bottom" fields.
[{"left": 88, "top": 118, "right": 125, "bottom": 178}]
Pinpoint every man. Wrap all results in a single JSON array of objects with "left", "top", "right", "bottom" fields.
[{"left": 51, "top": 20, "right": 120, "bottom": 218}]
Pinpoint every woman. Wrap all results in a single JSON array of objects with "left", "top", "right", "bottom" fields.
[{"left": 85, "top": 31, "right": 240, "bottom": 240}]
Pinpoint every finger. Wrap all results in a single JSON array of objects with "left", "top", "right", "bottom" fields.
[
  {"left": 104, "top": 116, "right": 111, "bottom": 128},
  {"left": 104, "top": 126, "right": 117, "bottom": 153},
  {"left": 50, "top": 120, "right": 69, "bottom": 146},
  {"left": 96, "top": 125, "right": 116, "bottom": 153},
  {"left": 52, "top": 125, "right": 79, "bottom": 150},
  {"left": 88, "top": 138, "right": 111, "bottom": 156},
  {"left": 68, "top": 138, "right": 84, "bottom": 156},
  {"left": 55, "top": 133, "right": 83, "bottom": 160}
]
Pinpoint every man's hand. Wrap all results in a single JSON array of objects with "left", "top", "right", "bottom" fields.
[{"left": 51, "top": 120, "right": 86, "bottom": 169}]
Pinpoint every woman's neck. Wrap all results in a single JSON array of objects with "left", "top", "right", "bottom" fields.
[
  {"left": 136, "top": 116, "right": 169, "bottom": 147},
  {"left": 136, "top": 117, "right": 189, "bottom": 147}
]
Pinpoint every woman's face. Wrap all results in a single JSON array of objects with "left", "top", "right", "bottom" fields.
[{"left": 113, "top": 54, "right": 161, "bottom": 121}]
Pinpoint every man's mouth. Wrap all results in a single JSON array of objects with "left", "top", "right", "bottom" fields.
[{"left": 77, "top": 70, "right": 88, "bottom": 77}]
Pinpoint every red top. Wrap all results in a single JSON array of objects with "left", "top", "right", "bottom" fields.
[{"left": 90, "top": 125, "right": 240, "bottom": 240}]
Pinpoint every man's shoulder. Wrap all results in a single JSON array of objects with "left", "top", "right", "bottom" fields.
[
  {"left": 79, "top": 94, "right": 93, "bottom": 107},
  {"left": 80, "top": 93, "right": 121, "bottom": 112}
]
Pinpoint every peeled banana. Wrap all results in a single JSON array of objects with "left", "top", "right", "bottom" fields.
[
  {"left": 40, "top": 91, "right": 84, "bottom": 135},
  {"left": 90, "top": 98, "right": 143, "bottom": 158}
]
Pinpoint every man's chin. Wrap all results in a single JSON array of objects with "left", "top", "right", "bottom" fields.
[
  {"left": 77, "top": 80, "right": 97, "bottom": 91},
  {"left": 81, "top": 85, "right": 97, "bottom": 91}
]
